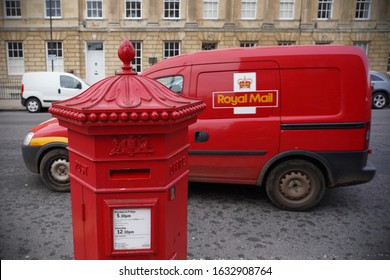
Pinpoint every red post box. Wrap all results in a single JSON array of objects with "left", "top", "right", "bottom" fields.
[{"left": 49, "top": 40, "right": 205, "bottom": 260}]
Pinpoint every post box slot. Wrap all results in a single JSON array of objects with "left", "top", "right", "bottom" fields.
[{"left": 110, "top": 168, "right": 151, "bottom": 180}]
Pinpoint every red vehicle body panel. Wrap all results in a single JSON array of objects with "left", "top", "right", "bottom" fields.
[{"left": 143, "top": 45, "right": 374, "bottom": 187}]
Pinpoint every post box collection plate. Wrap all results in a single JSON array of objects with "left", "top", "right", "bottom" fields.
[{"left": 113, "top": 208, "right": 151, "bottom": 250}]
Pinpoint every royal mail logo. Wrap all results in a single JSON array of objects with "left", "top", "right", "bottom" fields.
[
  {"left": 213, "top": 90, "right": 278, "bottom": 109},
  {"left": 237, "top": 76, "right": 253, "bottom": 89}
]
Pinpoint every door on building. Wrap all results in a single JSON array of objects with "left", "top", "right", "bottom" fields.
[{"left": 86, "top": 42, "right": 105, "bottom": 85}]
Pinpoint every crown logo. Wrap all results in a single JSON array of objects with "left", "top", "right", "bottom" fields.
[{"left": 238, "top": 76, "right": 252, "bottom": 89}]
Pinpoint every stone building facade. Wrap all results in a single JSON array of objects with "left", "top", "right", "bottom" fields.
[{"left": 1, "top": 0, "right": 389, "bottom": 83}]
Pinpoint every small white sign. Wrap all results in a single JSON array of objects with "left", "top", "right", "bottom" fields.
[
  {"left": 48, "top": 54, "right": 57, "bottom": 61},
  {"left": 113, "top": 208, "right": 151, "bottom": 250}
]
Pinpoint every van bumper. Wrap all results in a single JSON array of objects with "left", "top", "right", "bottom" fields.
[
  {"left": 318, "top": 151, "right": 376, "bottom": 187},
  {"left": 21, "top": 144, "right": 40, "bottom": 174}
]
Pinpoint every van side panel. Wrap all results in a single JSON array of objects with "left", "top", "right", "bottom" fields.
[
  {"left": 188, "top": 61, "right": 281, "bottom": 184},
  {"left": 280, "top": 54, "right": 370, "bottom": 153},
  {"left": 278, "top": 52, "right": 374, "bottom": 187}
]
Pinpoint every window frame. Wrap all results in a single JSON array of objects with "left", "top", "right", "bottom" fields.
[
  {"left": 4, "top": 0, "right": 21, "bottom": 18},
  {"left": 202, "top": 42, "right": 217, "bottom": 50},
  {"left": 6, "top": 41, "right": 24, "bottom": 75},
  {"left": 86, "top": 0, "right": 103, "bottom": 19},
  {"left": 131, "top": 41, "right": 142, "bottom": 73},
  {"left": 125, "top": 0, "right": 142, "bottom": 19},
  {"left": 279, "top": 0, "right": 295, "bottom": 20},
  {"left": 387, "top": 52, "right": 390, "bottom": 73},
  {"left": 278, "top": 41, "right": 296, "bottom": 46},
  {"left": 241, "top": 0, "right": 256, "bottom": 20},
  {"left": 164, "top": 0, "right": 180, "bottom": 19},
  {"left": 163, "top": 41, "right": 181, "bottom": 59},
  {"left": 240, "top": 42, "right": 257, "bottom": 47},
  {"left": 317, "top": 0, "right": 333, "bottom": 20},
  {"left": 353, "top": 41, "right": 369, "bottom": 54},
  {"left": 203, "top": 0, "right": 218, "bottom": 20},
  {"left": 355, "top": 0, "right": 371, "bottom": 20},
  {"left": 45, "top": 0, "right": 62, "bottom": 19}
]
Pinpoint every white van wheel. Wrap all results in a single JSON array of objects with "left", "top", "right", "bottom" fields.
[
  {"left": 266, "top": 159, "right": 326, "bottom": 211},
  {"left": 26, "top": 98, "right": 42, "bottom": 113}
]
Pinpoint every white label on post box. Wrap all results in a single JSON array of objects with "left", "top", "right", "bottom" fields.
[{"left": 113, "top": 208, "right": 151, "bottom": 250}]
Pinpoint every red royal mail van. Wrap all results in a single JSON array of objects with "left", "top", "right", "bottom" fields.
[
  {"left": 22, "top": 45, "right": 375, "bottom": 211},
  {"left": 142, "top": 45, "right": 375, "bottom": 211}
]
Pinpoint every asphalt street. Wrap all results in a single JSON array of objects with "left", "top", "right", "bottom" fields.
[{"left": 0, "top": 109, "right": 389, "bottom": 260}]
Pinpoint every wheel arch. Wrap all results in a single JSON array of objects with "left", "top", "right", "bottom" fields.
[{"left": 257, "top": 150, "right": 335, "bottom": 188}]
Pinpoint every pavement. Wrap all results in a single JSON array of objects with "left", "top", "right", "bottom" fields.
[{"left": 0, "top": 99, "right": 26, "bottom": 111}]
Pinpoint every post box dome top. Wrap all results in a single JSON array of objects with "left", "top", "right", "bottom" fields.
[{"left": 49, "top": 40, "right": 205, "bottom": 125}]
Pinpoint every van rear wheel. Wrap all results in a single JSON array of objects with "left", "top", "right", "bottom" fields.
[
  {"left": 26, "top": 97, "right": 42, "bottom": 113},
  {"left": 266, "top": 159, "right": 326, "bottom": 211}
]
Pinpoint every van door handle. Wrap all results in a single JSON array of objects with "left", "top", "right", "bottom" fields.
[
  {"left": 58, "top": 88, "right": 61, "bottom": 94},
  {"left": 194, "top": 130, "right": 209, "bottom": 143}
]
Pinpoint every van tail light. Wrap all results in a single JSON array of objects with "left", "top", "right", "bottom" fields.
[
  {"left": 365, "top": 121, "right": 371, "bottom": 150},
  {"left": 21, "top": 84, "right": 24, "bottom": 94}
]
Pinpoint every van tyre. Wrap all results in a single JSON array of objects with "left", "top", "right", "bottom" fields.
[
  {"left": 39, "top": 149, "right": 70, "bottom": 192},
  {"left": 372, "top": 92, "right": 388, "bottom": 109},
  {"left": 26, "top": 97, "right": 42, "bottom": 113},
  {"left": 266, "top": 160, "right": 326, "bottom": 211}
]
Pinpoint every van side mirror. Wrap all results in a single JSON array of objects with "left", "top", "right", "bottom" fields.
[{"left": 76, "top": 83, "right": 82, "bottom": 89}]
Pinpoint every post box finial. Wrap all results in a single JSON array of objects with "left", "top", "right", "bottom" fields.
[{"left": 118, "top": 40, "right": 136, "bottom": 75}]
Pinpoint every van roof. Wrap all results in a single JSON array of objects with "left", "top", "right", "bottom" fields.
[{"left": 143, "top": 45, "right": 367, "bottom": 73}]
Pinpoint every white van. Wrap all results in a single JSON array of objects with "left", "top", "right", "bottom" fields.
[{"left": 21, "top": 72, "right": 89, "bottom": 113}]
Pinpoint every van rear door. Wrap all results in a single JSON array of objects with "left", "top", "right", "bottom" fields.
[{"left": 188, "top": 61, "right": 281, "bottom": 185}]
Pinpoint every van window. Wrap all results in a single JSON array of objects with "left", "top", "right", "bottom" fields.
[
  {"left": 60, "top": 75, "right": 82, "bottom": 89},
  {"left": 155, "top": 75, "right": 183, "bottom": 94}
]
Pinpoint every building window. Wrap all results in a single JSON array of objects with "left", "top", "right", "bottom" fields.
[
  {"left": 164, "top": 42, "right": 180, "bottom": 59},
  {"left": 45, "top": 0, "right": 61, "bottom": 18},
  {"left": 87, "top": 0, "right": 103, "bottom": 18},
  {"left": 317, "top": 0, "right": 332, "bottom": 19},
  {"left": 240, "top": 42, "right": 256, "bottom": 47},
  {"left": 279, "top": 0, "right": 294, "bottom": 20},
  {"left": 203, "top": 0, "right": 218, "bottom": 19},
  {"left": 278, "top": 41, "right": 295, "bottom": 45},
  {"left": 241, "top": 0, "right": 256, "bottom": 19},
  {"left": 125, "top": 0, "right": 142, "bottom": 19},
  {"left": 47, "top": 41, "right": 64, "bottom": 72},
  {"left": 6, "top": 42, "right": 24, "bottom": 75},
  {"left": 387, "top": 52, "right": 390, "bottom": 72},
  {"left": 202, "top": 42, "right": 217, "bottom": 50},
  {"left": 164, "top": 0, "right": 180, "bottom": 19},
  {"left": 4, "top": 0, "right": 21, "bottom": 17},
  {"left": 355, "top": 0, "right": 371, "bottom": 19},
  {"left": 131, "top": 41, "right": 142, "bottom": 72},
  {"left": 353, "top": 42, "right": 369, "bottom": 54}
]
